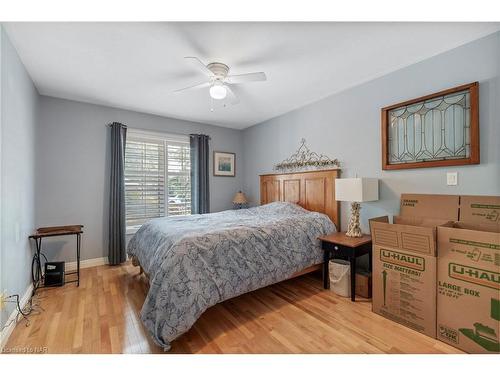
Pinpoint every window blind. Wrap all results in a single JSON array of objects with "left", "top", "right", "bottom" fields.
[
  {"left": 124, "top": 130, "right": 191, "bottom": 231},
  {"left": 166, "top": 141, "right": 191, "bottom": 216}
]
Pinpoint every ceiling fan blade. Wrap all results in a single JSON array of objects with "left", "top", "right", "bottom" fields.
[
  {"left": 174, "top": 81, "right": 210, "bottom": 93},
  {"left": 226, "top": 72, "right": 267, "bottom": 84},
  {"left": 225, "top": 85, "right": 240, "bottom": 105},
  {"left": 184, "top": 56, "right": 214, "bottom": 77}
]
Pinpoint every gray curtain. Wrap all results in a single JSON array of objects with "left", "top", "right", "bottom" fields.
[
  {"left": 108, "top": 122, "right": 127, "bottom": 265},
  {"left": 190, "top": 134, "right": 210, "bottom": 214}
]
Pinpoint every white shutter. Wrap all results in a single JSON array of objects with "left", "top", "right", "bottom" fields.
[
  {"left": 166, "top": 141, "right": 191, "bottom": 216},
  {"left": 125, "top": 130, "right": 191, "bottom": 231}
]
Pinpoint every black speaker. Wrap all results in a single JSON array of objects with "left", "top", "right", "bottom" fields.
[{"left": 44, "top": 261, "right": 65, "bottom": 287}]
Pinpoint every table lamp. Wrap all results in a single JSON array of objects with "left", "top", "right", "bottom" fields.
[
  {"left": 335, "top": 178, "right": 378, "bottom": 237},
  {"left": 232, "top": 191, "right": 248, "bottom": 209}
]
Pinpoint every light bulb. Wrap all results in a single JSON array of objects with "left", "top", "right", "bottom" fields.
[{"left": 209, "top": 82, "right": 227, "bottom": 100}]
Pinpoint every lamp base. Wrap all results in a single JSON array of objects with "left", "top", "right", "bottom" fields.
[
  {"left": 233, "top": 203, "right": 248, "bottom": 210},
  {"left": 346, "top": 202, "right": 362, "bottom": 238}
]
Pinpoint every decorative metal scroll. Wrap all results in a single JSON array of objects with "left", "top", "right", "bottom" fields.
[
  {"left": 388, "top": 89, "right": 471, "bottom": 165},
  {"left": 273, "top": 138, "right": 340, "bottom": 172}
]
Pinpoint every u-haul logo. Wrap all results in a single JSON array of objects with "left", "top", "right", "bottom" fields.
[
  {"left": 449, "top": 263, "right": 500, "bottom": 290},
  {"left": 438, "top": 324, "right": 459, "bottom": 344},
  {"left": 380, "top": 249, "right": 425, "bottom": 271}
]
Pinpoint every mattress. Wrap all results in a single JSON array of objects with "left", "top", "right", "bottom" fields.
[{"left": 127, "top": 201, "right": 335, "bottom": 350}]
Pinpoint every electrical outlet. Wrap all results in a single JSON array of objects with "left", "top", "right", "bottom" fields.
[{"left": 447, "top": 172, "right": 458, "bottom": 186}]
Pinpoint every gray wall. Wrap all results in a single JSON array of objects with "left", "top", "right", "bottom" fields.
[
  {"left": 0, "top": 26, "right": 39, "bottom": 328},
  {"left": 36, "top": 96, "right": 243, "bottom": 263},
  {"left": 242, "top": 32, "right": 500, "bottom": 234}
]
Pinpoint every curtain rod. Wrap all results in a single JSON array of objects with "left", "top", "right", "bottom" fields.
[
  {"left": 106, "top": 122, "right": 127, "bottom": 128},
  {"left": 105, "top": 123, "right": 211, "bottom": 140}
]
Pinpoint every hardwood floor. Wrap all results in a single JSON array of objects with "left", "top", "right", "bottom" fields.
[{"left": 5, "top": 262, "right": 462, "bottom": 354}]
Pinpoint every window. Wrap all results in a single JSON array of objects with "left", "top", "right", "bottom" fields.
[
  {"left": 125, "top": 129, "right": 191, "bottom": 232},
  {"left": 381, "top": 82, "right": 479, "bottom": 170}
]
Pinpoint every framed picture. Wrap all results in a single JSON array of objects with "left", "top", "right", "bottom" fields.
[
  {"left": 381, "top": 82, "right": 479, "bottom": 170},
  {"left": 213, "top": 151, "right": 236, "bottom": 177}
]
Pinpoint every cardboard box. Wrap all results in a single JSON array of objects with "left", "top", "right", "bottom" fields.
[
  {"left": 459, "top": 195, "right": 500, "bottom": 225},
  {"left": 355, "top": 271, "right": 372, "bottom": 299},
  {"left": 370, "top": 194, "right": 459, "bottom": 338},
  {"left": 437, "top": 220, "right": 500, "bottom": 353},
  {"left": 400, "top": 194, "right": 459, "bottom": 220},
  {"left": 371, "top": 215, "right": 453, "bottom": 257},
  {"left": 371, "top": 215, "right": 452, "bottom": 338}
]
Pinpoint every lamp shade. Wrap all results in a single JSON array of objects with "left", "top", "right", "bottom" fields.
[
  {"left": 232, "top": 191, "right": 248, "bottom": 204},
  {"left": 335, "top": 178, "right": 378, "bottom": 202}
]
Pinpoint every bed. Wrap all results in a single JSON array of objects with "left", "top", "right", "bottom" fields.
[{"left": 127, "top": 169, "right": 340, "bottom": 350}]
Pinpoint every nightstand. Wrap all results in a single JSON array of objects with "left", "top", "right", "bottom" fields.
[{"left": 318, "top": 232, "right": 372, "bottom": 302}]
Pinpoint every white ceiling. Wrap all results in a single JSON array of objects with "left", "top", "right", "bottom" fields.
[{"left": 4, "top": 22, "right": 500, "bottom": 129}]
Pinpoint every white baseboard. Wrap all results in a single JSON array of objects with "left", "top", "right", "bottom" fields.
[
  {"left": 65, "top": 256, "right": 108, "bottom": 271},
  {"left": 0, "top": 283, "right": 34, "bottom": 351}
]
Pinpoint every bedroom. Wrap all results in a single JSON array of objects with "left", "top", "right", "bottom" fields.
[{"left": 1, "top": 0, "right": 500, "bottom": 372}]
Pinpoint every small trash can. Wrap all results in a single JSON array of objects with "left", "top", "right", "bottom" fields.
[{"left": 329, "top": 259, "right": 351, "bottom": 297}]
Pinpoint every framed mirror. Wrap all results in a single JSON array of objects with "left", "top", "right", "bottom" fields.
[{"left": 381, "top": 82, "right": 479, "bottom": 170}]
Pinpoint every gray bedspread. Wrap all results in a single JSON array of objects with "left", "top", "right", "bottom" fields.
[{"left": 127, "top": 202, "right": 335, "bottom": 350}]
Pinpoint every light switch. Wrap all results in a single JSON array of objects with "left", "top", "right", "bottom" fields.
[{"left": 447, "top": 172, "right": 458, "bottom": 186}]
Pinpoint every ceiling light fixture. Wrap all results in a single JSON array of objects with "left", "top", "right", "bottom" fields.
[{"left": 209, "top": 81, "right": 227, "bottom": 100}]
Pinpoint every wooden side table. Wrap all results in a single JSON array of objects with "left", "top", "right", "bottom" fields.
[
  {"left": 29, "top": 225, "right": 84, "bottom": 290},
  {"left": 318, "top": 232, "right": 372, "bottom": 302}
]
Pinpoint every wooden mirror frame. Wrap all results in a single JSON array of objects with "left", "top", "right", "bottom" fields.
[{"left": 381, "top": 82, "right": 479, "bottom": 170}]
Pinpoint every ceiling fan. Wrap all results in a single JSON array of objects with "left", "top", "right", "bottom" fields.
[{"left": 174, "top": 57, "right": 267, "bottom": 105}]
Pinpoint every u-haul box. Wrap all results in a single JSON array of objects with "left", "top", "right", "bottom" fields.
[
  {"left": 400, "top": 194, "right": 460, "bottom": 220},
  {"left": 436, "top": 196, "right": 500, "bottom": 353},
  {"left": 459, "top": 195, "right": 500, "bottom": 226},
  {"left": 369, "top": 194, "right": 459, "bottom": 338}
]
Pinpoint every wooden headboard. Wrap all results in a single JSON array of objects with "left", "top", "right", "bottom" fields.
[{"left": 259, "top": 169, "right": 341, "bottom": 230}]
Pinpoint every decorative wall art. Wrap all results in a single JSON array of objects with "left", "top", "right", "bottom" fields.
[
  {"left": 213, "top": 151, "right": 236, "bottom": 177},
  {"left": 273, "top": 138, "right": 340, "bottom": 173},
  {"left": 381, "top": 82, "right": 479, "bottom": 170}
]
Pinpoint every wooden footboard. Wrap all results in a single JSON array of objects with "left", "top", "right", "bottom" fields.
[
  {"left": 290, "top": 264, "right": 321, "bottom": 278},
  {"left": 130, "top": 255, "right": 149, "bottom": 282}
]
